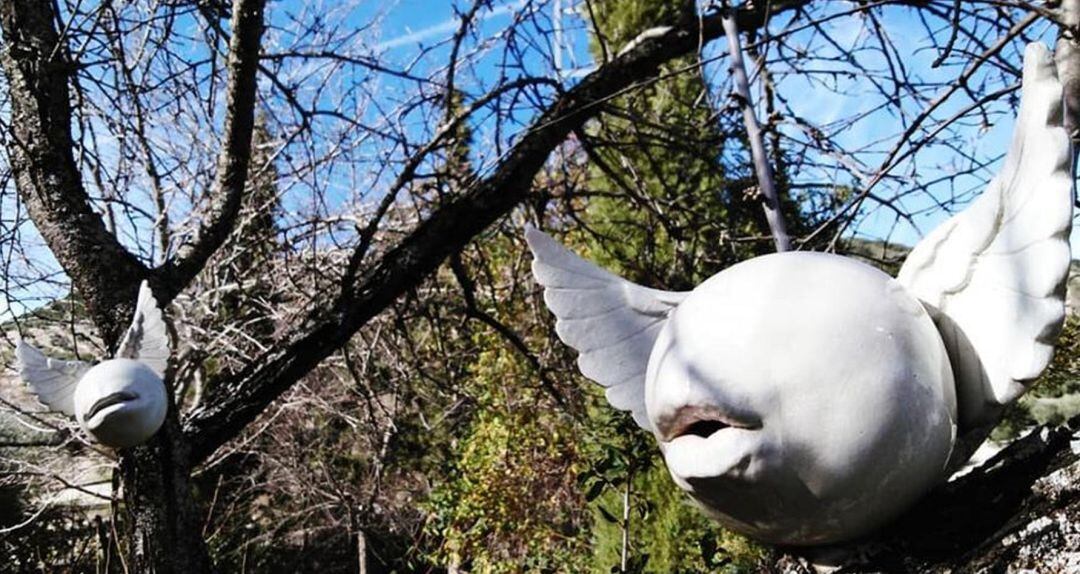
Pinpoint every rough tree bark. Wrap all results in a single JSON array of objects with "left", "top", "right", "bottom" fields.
[
  {"left": 118, "top": 414, "right": 212, "bottom": 572},
  {"left": 0, "top": 0, "right": 148, "bottom": 345},
  {"left": 117, "top": 0, "right": 266, "bottom": 569},
  {"left": 0, "top": 0, "right": 265, "bottom": 570}
]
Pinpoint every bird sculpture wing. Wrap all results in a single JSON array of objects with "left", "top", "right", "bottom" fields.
[
  {"left": 897, "top": 43, "right": 1074, "bottom": 428},
  {"left": 115, "top": 281, "right": 171, "bottom": 378},
  {"left": 14, "top": 340, "right": 90, "bottom": 417},
  {"left": 525, "top": 228, "right": 688, "bottom": 431}
]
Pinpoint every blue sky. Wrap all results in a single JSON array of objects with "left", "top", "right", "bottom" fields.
[{"left": 357, "top": 0, "right": 1075, "bottom": 248}]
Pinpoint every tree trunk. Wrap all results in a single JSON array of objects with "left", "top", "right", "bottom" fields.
[
  {"left": 0, "top": 0, "right": 263, "bottom": 570},
  {"left": 119, "top": 409, "right": 213, "bottom": 573},
  {"left": 0, "top": 2, "right": 803, "bottom": 571},
  {"left": 0, "top": 0, "right": 147, "bottom": 344}
]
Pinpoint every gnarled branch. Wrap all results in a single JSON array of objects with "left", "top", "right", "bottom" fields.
[
  {"left": 182, "top": 0, "right": 816, "bottom": 464},
  {"left": 154, "top": 0, "right": 267, "bottom": 300},
  {"left": 0, "top": 0, "right": 148, "bottom": 345}
]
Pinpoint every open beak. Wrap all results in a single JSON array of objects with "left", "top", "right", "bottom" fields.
[
  {"left": 659, "top": 405, "right": 760, "bottom": 443},
  {"left": 86, "top": 391, "right": 138, "bottom": 420}
]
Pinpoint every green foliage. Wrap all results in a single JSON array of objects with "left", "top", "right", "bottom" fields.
[
  {"left": 562, "top": 1, "right": 782, "bottom": 571},
  {"left": 423, "top": 332, "right": 589, "bottom": 573},
  {"left": 579, "top": 0, "right": 770, "bottom": 289},
  {"left": 586, "top": 462, "right": 766, "bottom": 574},
  {"left": 575, "top": 398, "right": 766, "bottom": 574},
  {"left": 420, "top": 313, "right": 771, "bottom": 572},
  {"left": 576, "top": 404, "right": 656, "bottom": 572},
  {"left": 994, "top": 313, "right": 1080, "bottom": 439},
  {"left": 3, "top": 4, "right": 813, "bottom": 571},
  {"left": 588, "top": 0, "right": 695, "bottom": 48}
]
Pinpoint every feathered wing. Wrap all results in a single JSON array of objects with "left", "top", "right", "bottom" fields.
[
  {"left": 898, "top": 43, "right": 1074, "bottom": 428},
  {"left": 15, "top": 340, "right": 90, "bottom": 417},
  {"left": 525, "top": 228, "right": 688, "bottom": 431},
  {"left": 115, "top": 281, "right": 171, "bottom": 377}
]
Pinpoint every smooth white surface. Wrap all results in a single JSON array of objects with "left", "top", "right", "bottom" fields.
[
  {"left": 14, "top": 281, "right": 171, "bottom": 448},
  {"left": 115, "top": 281, "right": 171, "bottom": 378},
  {"left": 526, "top": 228, "right": 687, "bottom": 430},
  {"left": 526, "top": 43, "right": 1072, "bottom": 546},
  {"left": 529, "top": 232, "right": 959, "bottom": 544},
  {"left": 73, "top": 359, "right": 168, "bottom": 449},
  {"left": 898, "top": 43, "right": 1074, "bottom": 430},
  {"left": 14, "top": 342, "right": 88, "bottom": 416},
  {"left": 650, "top": 253, "right": 956, "bottom": 544}
]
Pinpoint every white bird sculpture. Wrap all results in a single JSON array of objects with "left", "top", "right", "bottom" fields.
[
  {"left": 526, "top": 42, "right": 1074, "bottom": 545},
  {"left": 15, "top": 281, "right": 170, "bottom": 449}
]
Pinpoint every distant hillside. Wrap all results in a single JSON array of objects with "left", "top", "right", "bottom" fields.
[
  {"left": 0, "top": 297, "right": 110, "bottom": 512},
  {"left": 1, "top": 296, "right": 100, "bottom": 445},
  {"left": 841, "top": 237, "right": 911, "bottom": 274},
  {"left": 842, "top": 237, "right": 1080, "bottom": 314}
]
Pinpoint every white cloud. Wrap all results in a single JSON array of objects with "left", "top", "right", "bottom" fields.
[{"left": 375, "top": 0, "right": 525, "bottom": 51}]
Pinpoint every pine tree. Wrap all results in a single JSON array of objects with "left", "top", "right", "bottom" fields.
[
  {"left": 579, "top": 0, "right": 768, "bottom": 289},
  {"left": 214, "top": 118, "right": 281, "bottom": 344},
  {"left": 574, "top": 1, "right": 779, "bottom": 570}
]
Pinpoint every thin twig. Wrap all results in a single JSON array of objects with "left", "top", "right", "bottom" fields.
[{"left": 721, "top": 10, "right": 791, "bottom": 252}]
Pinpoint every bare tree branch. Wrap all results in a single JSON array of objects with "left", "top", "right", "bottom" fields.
[
  {"left": 154, "top": 0, "right": 267, "bottom": 300},
  {"left": 0, "top": 0, "right": 148, "bottom": 345},
  {"left": 182, "top": 0, "right": 816, "bottom": 463},
  {"left": 722, "top": 10, "right": 792, "bottom": 252}
]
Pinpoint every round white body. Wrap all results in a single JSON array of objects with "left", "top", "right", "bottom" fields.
[
  {"left": 73, "top": 359, "right": 167, "bottom": 449},
  {"left": 646, "top": 252, "right": 957, "bottom": 545}
]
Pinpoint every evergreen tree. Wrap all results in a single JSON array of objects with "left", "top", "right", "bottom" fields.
[
  {"left": 375, "top": 5, "right": 801, "bottom": 570},
  {"left": 572, "top": 1, "right": 787, "bottom": 570},
  {"left": 418, "top": 2, "right": 792, "bottom": 569},
  {"left": 187, "top": 117, "right": 283, "bottom": 401},
  {"left": 215, "top": 118, "right": 282, "bottom": 343},
  {"left": 579, "top": 0, "right": 767, "bottom": 289}
]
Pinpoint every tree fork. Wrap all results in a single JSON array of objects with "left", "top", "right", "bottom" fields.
[
  {"left": 0, "top": 0, "right": 266, "bottom": 570},
  {"left": 116, "top": 0, "right": 267, "bottom": 571}
]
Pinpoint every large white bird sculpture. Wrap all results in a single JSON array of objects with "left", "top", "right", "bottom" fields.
[
  {"left": 15, "top": 281, "right": 170, "bottom": 449},
  {"left": 526, "top": 43, "right": 1074, "bottom": 545}
]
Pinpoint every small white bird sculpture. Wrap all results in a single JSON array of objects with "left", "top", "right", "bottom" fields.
[
  {"left": 527, "top": 42, "right": 1074, "bottom": 545},
  {"left": 15, "top": 281, "right": 170, "bottom": 449}
]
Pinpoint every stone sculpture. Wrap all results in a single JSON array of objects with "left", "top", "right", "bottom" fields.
[
  {"left": 15, "top": 281, "right": 169, "bottom": 449},
  {"left": 526, "top": 42, "right": 1074, "bottom": 545}
]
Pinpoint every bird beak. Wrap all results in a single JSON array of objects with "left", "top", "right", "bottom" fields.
[
  {"left": 86, "top": 391, "right": 138, "bottom": 420},
  {"left": 657, "top": 405, "right": 761, "bottom": 443}
]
